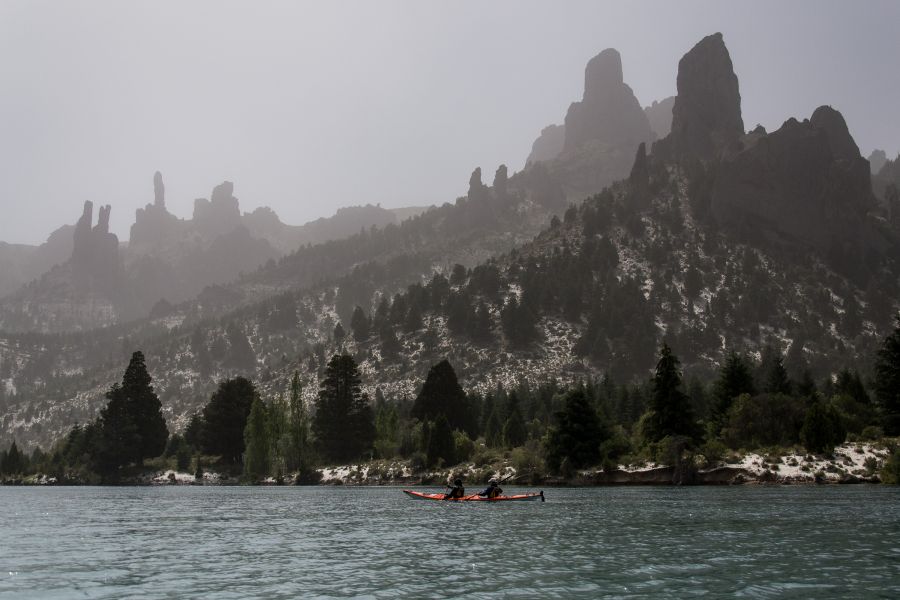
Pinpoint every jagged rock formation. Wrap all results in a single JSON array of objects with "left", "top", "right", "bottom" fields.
[
  {"left": 524, "top": 48, "right": 654, "bottom": 201},
  {"left": 71, "top": 201, "right": 122, "bottom": 292},
  {"left": 562, "top": 48, "right": 651, "bottom": 152},
  {"left": 711, "top": 106, "right": 880, "bottom": 262},
  {"left": 665, "top": 32, "right": 743, "bottom": 161},
  {"left": 873, "top": 154, "right": 900, "bottom": 201},
  {"left": 130, "top": 172, "right": 183, "bottom": 247},
  {"left": 644, "top": 96, "right": 675, "bottom": 140},
  {"left": 194, "top": 181, "right": 242, "bottom": 238},
  {"left": 868, "top": 149, "right": 888, "bottom": 174},
  {"left": 526, "top": 124, "right": 565, "bottom": 165}
]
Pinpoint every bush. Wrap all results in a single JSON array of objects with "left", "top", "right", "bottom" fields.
[
  {"left": 409, "top": 451, "right": 427, "bottom": 474},
  {"left": 453, "top": 431, "right": 475, "bottom": 464},
  {"left": 800, "top": 401, "right": 847, "bottom": 454},
  {"left": 881, "top": 448, "right": 900, "bottom": 484},
  {"left": 860, "top": 426, "right": 884, "bottom": 441},
  {"left": 699, "top": 439, "right": 728, "bottom": 466}
]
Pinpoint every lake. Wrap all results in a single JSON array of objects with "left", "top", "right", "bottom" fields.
[{"left": 1, "top": 486, "right": 898, "bottom": 598}]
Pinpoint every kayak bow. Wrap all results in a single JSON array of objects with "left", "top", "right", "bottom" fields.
[{"left": 403, "top": 489, "right": 545, "bottom": 502}]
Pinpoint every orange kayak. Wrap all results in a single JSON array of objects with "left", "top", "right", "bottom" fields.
[{"left": 403, "top": 489, "right": 545, "bottom": 502}]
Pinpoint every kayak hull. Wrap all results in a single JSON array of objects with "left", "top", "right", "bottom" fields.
[{"left": 402, "top": 489, "right": 544, "bottom": 502}]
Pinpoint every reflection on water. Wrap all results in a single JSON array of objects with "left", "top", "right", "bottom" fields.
[{"left": 1, "top": 486, "right": 898, "bottom": 598}]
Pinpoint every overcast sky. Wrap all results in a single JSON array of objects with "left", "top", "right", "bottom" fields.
[{"left": 1, "top": 0, "right": 898, "bottom": 245}]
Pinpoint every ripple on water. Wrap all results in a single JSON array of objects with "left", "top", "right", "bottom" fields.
[{"left": 0, "top": 486, "right": 899, "bottom": 598}]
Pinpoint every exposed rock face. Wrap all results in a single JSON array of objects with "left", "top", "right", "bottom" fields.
[
  {"left": 153, "top": 170, "right": 165, "bottom": 207},
  {"left": 563, "top": 48, "right": 651, "bottom": 152},
  {"left": 493, "top": 164, "right": 508, "bottom": 197},
  {"left": 712, "top": 106, "right": 879, "bottom": 256},
  {"left": 131, "top": 172, "right": 182, "bottom": 247},
  {"left": 873, "top": 154, "right": 900, "bottom": 201},
  {"left": 668, "top": 33, "right": 744, "bottom": 161},
  {"left": 526, "top": 124, "right": 565, "bottom": 165},
  {"left": 71, "top": 201, "right": 121, "bottom": 291},
  {"left": 868, "top": 149, "right": 887, "bottom": 174},
  {"left": 194, "top": 181, "right": 242, "bottom": 237},
  {"left": 644, "top": 96, "right": 675, "bottom": 140}
]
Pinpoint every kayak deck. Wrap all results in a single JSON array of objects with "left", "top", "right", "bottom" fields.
[{"left": 403, "top": 489, "right": 545, "bottom": 502}]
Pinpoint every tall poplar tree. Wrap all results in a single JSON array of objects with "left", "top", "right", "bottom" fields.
[
  {"left": 243, "top": 395, "right": 270, "bottom": 480},
  {"left": 875, "top": 316, "right": 900, "bottom": 435}
]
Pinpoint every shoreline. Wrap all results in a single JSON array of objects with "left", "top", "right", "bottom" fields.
[{"left": 3, "top": 442, "right": 887, "bottom": 487}]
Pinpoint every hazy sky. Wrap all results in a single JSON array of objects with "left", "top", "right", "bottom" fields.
[{"left": 2, "top": 0, "right": 899, "bottom": 245}]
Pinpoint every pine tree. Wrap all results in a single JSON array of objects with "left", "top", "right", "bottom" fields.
[
  {"left": 96, "top": 351, "right": 168, "bottom": 473},
  {"left": 426, "top": 415, "right": 455, "bottom": 467},
  {"left": 800, "top": 400, "right": 847, "bottom": 454},
  {"left": 333, "top": 322, "right": 346, "bottom": 345},
  {"left": 760, "top": 346, "right": 792, "bottom": 395},
  {"left": 502, "top": 392, "right": 527, "bottom": 447},
  {"left": 225, "top": 323, "right": 256, "bottom": 372},
  {"left": 243, "top": 395, "right": 270, "bottom": 480},
  {"left": 544, "top": 389, "right": 606, "bottom": 470},
  {"left": 313, "top": 354, "right": 373, "bottom": 462},
  {"left": 350, "top": 306, "right": 370, "bottom": 343},
  {"left": 711, "top": 351, "right": 756, "bottom": 432},
  {"left": 411, "top": 360, "right": 473, "bottom": 434},
  {"left": 0, "top": 441, "right": 25, "bottom": 475},
  {"left": 645, "top": 344, "right": 698, "bottom": 443},
  {"left": 875, "top": 316, "right": 900, "bottom": 435},
  {"left": 200, "top": 377, "right": 258, "bottom": 462}
]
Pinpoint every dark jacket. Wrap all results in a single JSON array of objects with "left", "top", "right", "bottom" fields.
[
  {"left": 478, "top": 485, "right": 503, "bottom": 498},
  {"left": 445, "top": 485, "right": 465, "bottom": 499}
]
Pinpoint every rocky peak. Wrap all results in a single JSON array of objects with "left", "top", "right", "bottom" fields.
[
  {"left": 810, "top": 105, "right": 860, "bottom": 162},
  {"left": 153, "top": 170, "right": 165, "bottom": 207},
  {"left": 563, "top": 48, "right": 651, "bottom": 152},
  {"left": 193, "top": 181, "right": 242, "bottom": 237},
  {"left": 868, "top": 149, "right": 887, "bottom": 174},
  {"left": 70, "top": 201, "right": 121, "bottom": 290},
  {"left": 493, "top": 165, "right": 508, "bottom": 197},
  {"left": 711, "top": 105, "right": 880, "bottom": 264},
  {"left": 131, "top": 172, "right": 181, "bottom": 247},
  {"left": 644, "top": 96, "right": 675, "bottom": 140},
  {"left": 668, "top": 32, "right": 744, "bottom": 161},
  {"left": 526, "top": 124, "right": 565, "bottom": 166}
]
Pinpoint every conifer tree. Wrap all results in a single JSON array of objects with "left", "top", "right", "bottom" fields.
[
  {"left": 350, "top": 306, "right": 370, "bottom": 342},
  {"left": 645, "top": 344, "right": 698, "bottom": 443},
  {"left": 426, "top": 415, "right": 455, "bottom": 467},
  {"left": 225, "top": 323, "right": 256, "bottom": 372},
  {"left": 711, "top": 351, "right": 756, "bottom": 432},
  {"left": 201, "top": 377, "right": 258, "bottom": 462},
  {"left": 544, "top": 389, "right": 606, "bottom": 470},
  {"left": 313, "top": 354, "right": 374, "bottom": 462},
  {"left": 760, "top": 347, "right": 792, "bottom": 395},
  {"left": 800, "top": 400, "right": 847, "bottom": 454},
  {"left": 875, "top": 316, "right": 900, "bottom": 435},
  {"left": 333, "top": 322, "right": 346, "bottom": 345},
  {"left": 97, "top": 351, "right": 168, "bottom": 472},
  {"left": 502, "top": 392, "right": 527, "bottom": 447},
  {"left": 411, "top": 360, "right": 473, "bottom": 434},
  {"left": 243, "top": 395, "right": 270, "bottom": 480}
]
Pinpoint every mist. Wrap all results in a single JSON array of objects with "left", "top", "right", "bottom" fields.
[{"left": 2, "top": 0, "right": 899, "bottom": 244}]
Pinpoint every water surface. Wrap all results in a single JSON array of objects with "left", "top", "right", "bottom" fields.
[{"left": 1, "top": 486, "right": 898, "bottom": 598}]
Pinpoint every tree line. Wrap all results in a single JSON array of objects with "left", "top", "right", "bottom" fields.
[{"left": 2, "top": 317, "right": 900, "bottom": 483}]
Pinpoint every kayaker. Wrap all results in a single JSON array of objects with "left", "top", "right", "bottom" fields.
[
  {"left": 478, "top": 479, "right": 503, "bottom": 499},
  {"left": 444, "top": 478, "right": 465, "bottom": 500}
]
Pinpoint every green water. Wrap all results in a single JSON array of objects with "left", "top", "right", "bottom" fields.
[{"left": 1, "top": 486, "right": 898, "bottom": 598}]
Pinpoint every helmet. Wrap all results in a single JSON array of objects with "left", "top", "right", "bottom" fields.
[
  {"left": 489, "top": 479, "right": 498, "bottom": 486},
  {"left": 454, "top": 479, "right": 462, "bottom": 486}
]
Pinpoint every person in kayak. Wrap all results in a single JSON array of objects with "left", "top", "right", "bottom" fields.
[
  {"left": 478, "top": 480, "right": 503, "bottom": 499},
  {"left": 444, "top": 478, "right": 465, "bottom": 500}
]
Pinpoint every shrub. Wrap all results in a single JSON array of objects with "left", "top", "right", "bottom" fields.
[
  {"left": 860, "top": 426, "right": 884, "bottom": 441},
  {"left": 409, "top": 451, "right": 427, "bottom": 474},
  {"left": 881, "top": 448, "right": 900, "bottom": 484},
  {"left": 801, "top": 401, "right": 847, "bottom": 454}
]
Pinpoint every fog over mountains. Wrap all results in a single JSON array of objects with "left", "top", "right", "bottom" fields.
[{"left": 1, "top": 30, "right": 898, "bottom": 451}]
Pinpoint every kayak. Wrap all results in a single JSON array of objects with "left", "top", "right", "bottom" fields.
[{"left": 403, "top": 489, "right": 545, "bottom": 502}]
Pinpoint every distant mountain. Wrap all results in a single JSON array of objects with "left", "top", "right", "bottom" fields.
[
  {"left": 0, "top": 225, "right": 74, "bottom": 299},
  {"left": 1, "top": 32, "right": 898, "bottom": 451},
  {"left": 0, "top": 174, "right": 432, "bottom": 333}
]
